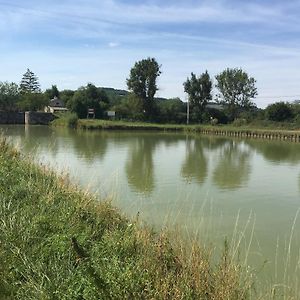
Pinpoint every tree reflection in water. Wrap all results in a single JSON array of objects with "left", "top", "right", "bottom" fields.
[
  {"left": 181, "top": 138, "right": 208, "bottom": 184},
  {"left": 69, "top": 129, "right": 108, "bottom": 162},
  {"left": 246, "top": 140, "right": 300, "bottom": 164},
  {"left": 212, "top": 141, "right": 251, "bottom": 190},
  {"left": 125, "top": 137, "right": 156, "bottom": 194}
]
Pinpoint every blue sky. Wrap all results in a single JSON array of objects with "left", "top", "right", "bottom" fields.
[{"left": 1, "top": 0, "right": 300, "bottom": 107}]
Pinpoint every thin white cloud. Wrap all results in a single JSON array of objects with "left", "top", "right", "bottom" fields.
[
  {"left": 0, "top": 0, "right": 292, "bottom": 28},
  {"left": 108, "top": 42, "right": 119, "bottom": 48}
]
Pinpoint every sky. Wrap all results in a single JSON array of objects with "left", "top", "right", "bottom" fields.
[{"left": 0, "top": 0, "right": 300, "bottom": 107}]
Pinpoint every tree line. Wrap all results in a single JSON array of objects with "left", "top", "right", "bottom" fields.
[{"left": 0, "top": 60, "right": 300, "bottom": 125}]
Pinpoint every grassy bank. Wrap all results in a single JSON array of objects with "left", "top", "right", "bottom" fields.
[
  {"left": 0, "top": 137, "right": 256, "bottom": 299},
  {"left": 52, "top": 116, "right": 300, "bottom": 142}
]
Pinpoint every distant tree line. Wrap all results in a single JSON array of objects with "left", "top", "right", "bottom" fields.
[{"left": 1, "top": 62, "right": 300, "bottom": 126}]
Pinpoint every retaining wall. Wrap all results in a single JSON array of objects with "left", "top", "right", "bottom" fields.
[
  {"left": 25, "top": 112, "right": 55, "bottom": 125},
  {"left": 0, "top": 111, "right": 55, "bottom": 125},
  {"left": 0, "top": 112, "right": 25, "bottom": 124}
]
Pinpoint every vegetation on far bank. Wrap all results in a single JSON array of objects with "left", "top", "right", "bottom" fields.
[
  {"left": 1, "top": 59, "right": 300, "bottom": 129},
  {"left": 0, "top": 137, "right": 260, "bottom": 299},
  {"left": 52, "top": 115, "right": 300, "bottom": 137}
]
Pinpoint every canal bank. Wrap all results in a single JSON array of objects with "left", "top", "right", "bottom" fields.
[{"left": 53, "top": 118, "right": 300, "bottom": 143}]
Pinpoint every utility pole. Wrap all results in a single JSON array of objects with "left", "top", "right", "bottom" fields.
[{"left": 186, "top": 96, "right": 190, "bottom": 125}]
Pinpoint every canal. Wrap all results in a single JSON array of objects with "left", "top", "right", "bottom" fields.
[{"left": 2, "top": 125, "right": 300, "bottom": 288}]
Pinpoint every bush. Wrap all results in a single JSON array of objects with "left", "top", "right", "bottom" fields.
[
  {"left": 294, "top": 114, "right": 300, "bottom": 126},
  {"left": 232, "top": 118, "right": 247, "bottom": 126},
  {"left": 52, "top": 112, "right": 78, "bottom": 128},
  {"left": 207, "top": 107, "right": 228, "bottom": 124},
  {"left": 265, "top": 102, "right": 293, "bottom": 122},
  {"left": 66, "top": 112, "right": 78, "bottom": 128}
]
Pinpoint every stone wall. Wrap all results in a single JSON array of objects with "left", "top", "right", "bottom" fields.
[
  {"left": 25, "top": 112, "right": 55, "bottom": 125},
  {"left": 0, "top": 111, "right": 55, "bottom": 125},
  {"left": 0, "top": 112, "right": 25, "bottom": 124}
]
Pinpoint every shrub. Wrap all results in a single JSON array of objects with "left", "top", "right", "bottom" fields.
[
  {"left": 294, "top": 114, "right": 300, "bottom": 126},
  {"left": 232, "top": 118, "right": 247, "bottom": 126},
  {"left": 52, "top": 112, "right": 78, "bottom": 128},
  {"left": 66, "top": 112, "right": 78, "bottom": 128},
  {"left": 265, "top": 102, "right": 293, "bottom": 122}
]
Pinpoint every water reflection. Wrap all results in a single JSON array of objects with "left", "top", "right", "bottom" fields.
[
  {"left": 125, "top": 137, "right": 156, "bottom": 194},
  {"left": 67, "top": 129, "right": 108, "bottom": 162},
  {"left": 246, "top": 140, "right": 300, "bottom": 164},
  {"left": 181, "top": 138, "right": 208, "bottom": 184},
  {"left": 5, "top": 125, "right": 59, "bottom": 156},
  {"left": 212, "top": 141, "right": 251, "bottom": 190}
]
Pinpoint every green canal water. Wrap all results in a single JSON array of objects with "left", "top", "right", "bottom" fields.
[{"left": 1, "top": 125, "right": 300, "bottom": 288}]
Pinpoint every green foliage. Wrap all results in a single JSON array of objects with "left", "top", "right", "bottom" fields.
[
  {"left": 17, "top": 93, "right": 48, "bottom": 111},
  {"left": 157, "top": 98, "right": 186, "bottom": 123},
  {"left": 232, "top": 118, "right": 248, "bottom": 127},
  {"left": 0, "top": 81, "right": 20, "bottom": 111},
  {"left": 265, "top": 102, "right": 293, "bottom": 122},
  {"left": 127, "top": 57, "right": 161, "bottom": 119},
  {"left": 45, "top": 85, "right": 60, "bottom": 99},
  {"left": 206, "top": 107, "right": 228, "bottom": 124},
  {"left": 20, "top": 69, "right": 41, "bottom": 94},
  {"left": 215, "top": 68, "right": 257, "bottom": 120},
  {"left": 52, "top": 112, "right": 78, "bottom": 128},
  {"left": 60, "top": 89, "right": 75, "bottom": 107},
  {"left": 183, "top": 71, "right": 212, "bottom": 120},
  {"left": 294, "top": 114, "right": 300, "bottom": 126},
  {"left": 68, "top": 83, "right": 109, "bottom": 118},
  {"left": 102, "top": 88, "right": 128, "bottom": 107},
  {"left": 115, "top": 93, "right": 145, "bottom": 120}
]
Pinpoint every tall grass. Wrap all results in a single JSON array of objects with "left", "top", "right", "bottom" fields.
[
  {"left": 52, "top": 112, "right": 78, "bottom": 128},
  {"left": 0, "top": 137, "right": 255, "bottom": 299}
]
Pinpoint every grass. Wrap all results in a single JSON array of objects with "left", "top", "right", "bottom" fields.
[
  {"left": 0, "top": 137, "right": 255, "bottom": 299},
  {"left": 52, "top": 112, "right": 78, "bottom": 128},
  {"left": 52, "top": 118, "right": 300, "bottom": 137}
]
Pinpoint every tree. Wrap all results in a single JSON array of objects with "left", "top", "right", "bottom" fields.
[
  {"left": 265, "top": 102, "right": 293, "bottom": 122},
  {"left": 115, "top": 93, "right": 144, "bottom": 121},
  {"left": 215, "top": 68, "right": 257, "bottom": 120},
  {"left": 0, "top": 82, "right": 20, "bottom": 111},
  {"left": 126, "top": 57, "right": 161, "bottom": 119},
  {"left": 60, "top": 89, "right": 75, "bottom": 107},
  {"left": 183, "top": 71, "right": 212, "bottom": 121},
  {"left": 20, "top": 69, "right": 41, "bottom": 94},
  {"left": 157, "top": 98, "right": 186, "bottom": 123},
  {"left": 45, "top": 85, "right": 60, "bottom": 99},
  {"left": 68, "top": 83, "right": 109, "bottom": 118},
  {"left": 17, "top": 93, "right": 48, "bottom": 111}
]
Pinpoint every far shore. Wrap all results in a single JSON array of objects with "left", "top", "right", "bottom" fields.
[{"left": 52, "top": 118, "right": 300, "bottom": 142}]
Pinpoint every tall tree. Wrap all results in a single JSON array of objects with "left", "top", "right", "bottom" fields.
[
  {"left": 183, "top": 71, "right": 212, "bottom": 120},
  {"left": 0, "top": 82, "right": 20, "bottom": 111},
  {"left": 126, "top": 57, "right": 161, "bottom": 118},
  {"left": 20, "top": 69, "right": 41, "bottom": 94},
  {"left": 215, "top": 68, "right": 257, "bottom": 120}
]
